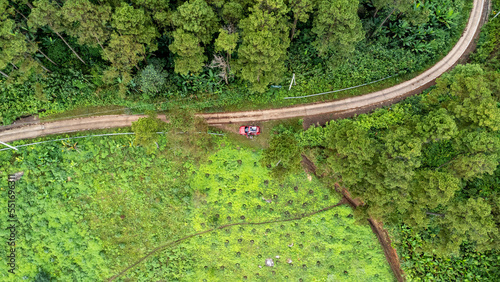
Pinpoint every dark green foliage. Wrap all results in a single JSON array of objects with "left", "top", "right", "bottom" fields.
[
  {"left": 471, "top": 0, "right": 500, "bottom": 71},
  {"left": 137, "top": 64, "right": 168, "bottom": 98},
  {"left": 0, "top": 0, "right": 473, "bottom": 124},
  {"left": 302, "top": 64, "right": 500, "bottom": 256},
  {"left": 396, "top": 225, "right": 500, "bottom": 281}
]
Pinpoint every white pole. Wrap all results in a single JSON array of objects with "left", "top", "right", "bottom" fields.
[
  {"left": 0, "top": 140, "right": 18, "bottom": 151},
  {"left": 289, "top": 73, "right": 296, "bottom": 91}
]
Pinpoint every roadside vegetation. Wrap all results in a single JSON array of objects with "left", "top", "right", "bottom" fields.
[{"left": 0, "top": 0, "right": 471, "bottom": 125}]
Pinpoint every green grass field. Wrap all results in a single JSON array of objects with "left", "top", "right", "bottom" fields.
[{"left": 0, "top": 131, "right": 392, "bottom": 281}]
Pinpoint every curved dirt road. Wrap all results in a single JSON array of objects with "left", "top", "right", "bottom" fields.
[{"left": 0, "top": 0, "right": 488, "bottom": 143}]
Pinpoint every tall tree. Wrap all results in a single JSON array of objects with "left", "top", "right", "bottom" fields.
[
  {"left": 129, "top": 0, "right": 171, "bottom": 29},
  {"left": 168, "top": 29, "right": 206, "bottom": 75},
  {"left": 102, "top": 32, "right": 145, "bottom": 94},
  {"left": 222, "top": 1, "right": 244, "bottom": 24},
  {"left": 111, "top": 2, "right": 158, "bottom": 52},
  {"left": 171, "top": 0, "right": 218, "bottom": 44},
  {"left": 312, "top": 0, "right": 364, "bottom": 58},
  {"left": 317, "top": 64, "right": 500, "bottom": 255},
  {"left": 170, "top": 0, "right": 219, "bottom": 74},
  {"left": 0, "top": 0, "right": 43, "bottom": 81},
  {"left": 236, "top": 0, "right": 290, "bottom": 92},
  {"left": 28, "top": 0, "right": 87, "bottom": 64},
  {"left": 289, "top": 0, "right": 314, "bottom": 41},
  {"left": 60, "top": 0, "right": 112, "bottom": 51},
  {"left": 262, "top": 130, "right": 302, "bottom": 179},
  {"left": 132, "top": 112, "right": 166, "bottom": 153},
  {"left": 213, "top": 28, "right": 239, "bottom": 83}
]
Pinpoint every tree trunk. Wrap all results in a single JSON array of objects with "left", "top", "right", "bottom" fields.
[
  {"left": 93, "top": 32, "right": 106, "bottom": 52},
  {"left": 0, "top": 70, "right": 9, "bottom": 78},
  {"left": 52, "top": 29, "right": 87, "bottom": 65},
  {"left": 290, "top": 17, "right": 298, "bottom": 41},
  {"left": 26, "top": 2, "right": 86, "bottom": 64},
  {"left": 10, "top": 5, "right": 29, "bottom": 21},
  {"left": 371, "top": 7, "right": 396, "bottom": 38},
  {"left": 36, "top": 59, "right": 52, "bottom": 72},
  {"left": 37, "top": 49, "right": 58, "bottom": 65},
  {"left": 11, "top": 63, "right": 18, "bottom": 69}
]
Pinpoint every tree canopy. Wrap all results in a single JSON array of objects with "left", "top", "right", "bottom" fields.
[{"left": 311, "top": 64, "right": 500, "bottom": 255}]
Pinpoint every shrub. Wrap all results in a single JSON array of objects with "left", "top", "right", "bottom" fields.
[{"left": 137, "top": 64, "right": 168, "bottom": 98}]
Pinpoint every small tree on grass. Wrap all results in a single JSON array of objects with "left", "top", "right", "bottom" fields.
[
  {"left": 262, "top": 130, "right": 302, "bottom": 180},
  {"left": 131, "top": 112, "right": 166, "bottom": 153}
]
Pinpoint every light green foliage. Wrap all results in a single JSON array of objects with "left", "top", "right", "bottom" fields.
[
  {"left": 129, "top": 0, "right": 171, "bottom": 28},
  {"left": 407, "top": 170, "right": 461, "bottom": 228},
  {"left": 29, "top": 0, "right": 64, "bottom": 31},
  {"left": 182, "top": 208, "right": 392, "bottom": 281},
  {"left": 0, "top": 70, "right": 101, "bottom": 125},
  {"left": 169, "top": 29, "right": 206, "bottom": 75},
  {"left": 0, "top": 5, "right": 39, "bottom": 82},
  {"left": 1, "top": 134, "right": 392, "bottom": 281},
  {"left": 296, "top": 124, "right": 327, "bottom": 148},
  {"left": 324, "top": 119, "right": 378, "bottom": 188},
  {"left": 418, "top": 108, "right": 458, "bottom": 142},
  {"left": 61, "top": 0, "right": 112, "bottom": 48},
  {"left": 172, "top": 0, "right": 219, "bottom": 44},
  {"left": 237, "top": 0, "right": 290, "bottom": 92},
  {"left": 450, "top": 130, "right": 500, "bottom": 180},
  {"left": 131, "top": 112, "right": 166, "bottom": 152},
  {"left": 170, "top": 0, "right": 219, "bottom": 75},
  {"left": 436, "top": 64, "right": 500, "bottom": 131},
  {"left": 164, "top": 108, "right": 213, "bottom": 160},
  {"left": 306, "top": 64, "right": 500, "bottom": 255},
  {"left": 356, "top": 103, "right": 412, "bottom": 130},
  {"left": 111, "top": 2, "right": 158, "bottom": 51},
  {"left": 0, "top": 143, "right": 109, "bottom": 280},
  {"left": 160, "top": 141, "right": 392, "bottom": 281},
  {"left": 102, "top": 32, "right": 144, "bottom": 86},
  {"left": 290, "top": 0, "right": 314, "bottom": 23},
  {"left": 435, "top": 198, "right": 498, "bottom": 255},
  {"left": 312, "top": 0, "right": 364, "bottom": 58},
  {"left": 215, "top": 28, "right": 239, "bottom": 58}
]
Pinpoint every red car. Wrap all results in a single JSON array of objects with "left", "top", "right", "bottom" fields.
[{"left": 239, "top": 126, "right": 261, "bottom": 138}]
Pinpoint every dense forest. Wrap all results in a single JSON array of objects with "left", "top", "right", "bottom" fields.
[{"left": 0, "top": 0, "right": 470, "bottom": 124}]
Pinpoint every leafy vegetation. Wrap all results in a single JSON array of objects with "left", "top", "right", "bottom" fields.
[
  {"left": 0, "top": 129, "right": 392, "bottom": 280},
  {"left": 0, "top": 0, "right": 471, "bottom": 124}
]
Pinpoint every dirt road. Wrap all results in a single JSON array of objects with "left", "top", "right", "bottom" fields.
[{"left": 0, "top": 0, "right": 488, "bottom": 143}]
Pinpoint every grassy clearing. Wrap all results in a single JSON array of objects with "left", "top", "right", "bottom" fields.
[{"left": 0, "top": 131, "right": 392, "bottom": 281}]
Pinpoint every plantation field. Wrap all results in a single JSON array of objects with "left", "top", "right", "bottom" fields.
[{"left": 0, "top": 131, "right": 392, "bottom": 281}]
